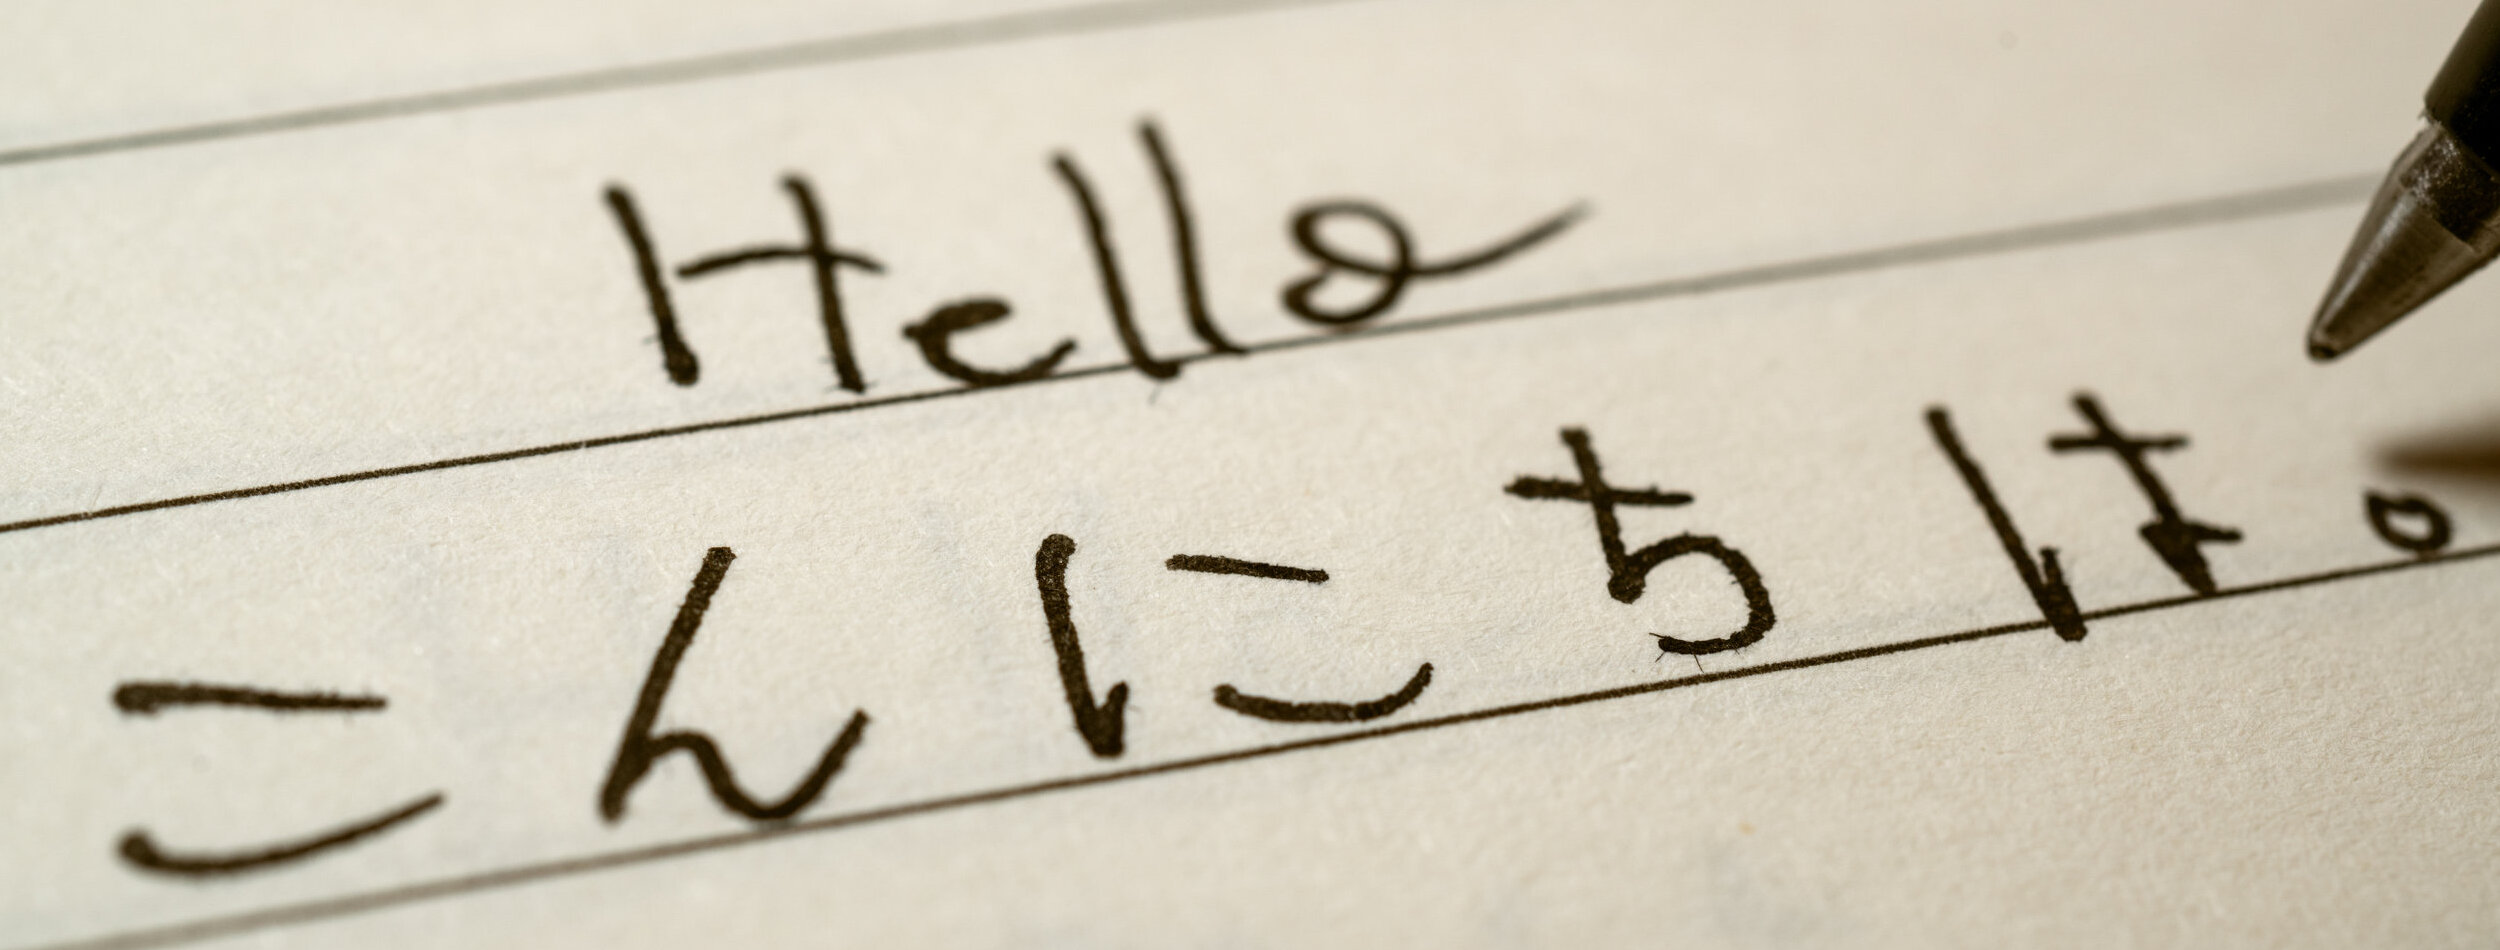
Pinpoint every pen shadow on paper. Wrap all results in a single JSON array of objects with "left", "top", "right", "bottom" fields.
[{"left": 2375, "top": 415, "right": 2500, "bottom": 492}]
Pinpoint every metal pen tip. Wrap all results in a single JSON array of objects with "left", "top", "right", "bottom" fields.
[{"left": 2309, "top": 124, "right": 2500, "bottom": 362}]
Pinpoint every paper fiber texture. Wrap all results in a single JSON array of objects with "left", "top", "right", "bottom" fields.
[{"left": 2, "top": 0, "right": 2496, "bottom": 947}]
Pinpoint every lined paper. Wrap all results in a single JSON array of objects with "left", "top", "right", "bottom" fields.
[{"left": 4, "top": 1, "right": 2497, "bottom": 947}]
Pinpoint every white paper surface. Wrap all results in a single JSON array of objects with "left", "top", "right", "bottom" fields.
[{"left": 4, "top": 0, "right": 2498, "bottom": 947}]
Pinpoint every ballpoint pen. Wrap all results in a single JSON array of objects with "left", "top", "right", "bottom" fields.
[{"left": 2310, "top": 0, "right": 2500, "bottom": 361}]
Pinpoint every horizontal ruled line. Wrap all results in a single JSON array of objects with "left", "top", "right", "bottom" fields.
[
  {"left": 0, "top": 173, "right": 2376, "bottom": 542},
  {"left": 0, "top": 0, "right": 1372, "bottom": 169},
  {"left": 31, "top": 538, "right": 2499, "bottom": 950}
]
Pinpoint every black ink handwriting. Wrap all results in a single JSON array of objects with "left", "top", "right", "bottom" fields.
[
  {"left": 2048, "top": 393, "right": 2241, "bottom": 594},
  {"left": 2367, "top": 491, "right": 2453, "bottom": 556},
  {"left": 119, "top": 794, "right": 445, "bottom": 877},
  {"left": 1165, "top": 554, "right": 1329, "bottom": 583},
  {"left": 1507, "top": 427, "right": 1774, "bottom": 655},
  {"left": 1214, "top": 663, "right": 1432, "bottom": 723},
  {"left": 599, "top": 547, "right": 872, "bottom": 823},
  {"left": 1925, "top": 406, "right": 2088, "bottom": 641},
  {"left": 114, "top": 683, "right": 385, "bottom": 716},
  {"left": 1284, "top": 201, "right": 1584, "bottom": 327},
  {"left": 1035, "top": 534, "right": 1129, "bottom": 758}
]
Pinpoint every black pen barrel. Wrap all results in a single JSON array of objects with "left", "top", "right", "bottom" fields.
[{"left": 2427, "top": 0, "right": 2500, "bottom": 158}]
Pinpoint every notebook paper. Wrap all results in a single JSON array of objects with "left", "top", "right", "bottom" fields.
[{"left": 4, "top": 0, "right": 2498, "bottom": 946}]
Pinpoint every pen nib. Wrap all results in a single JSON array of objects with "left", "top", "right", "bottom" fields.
[{"left": 2310, "top": 124, "right": 2500, "bottom": 362}]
